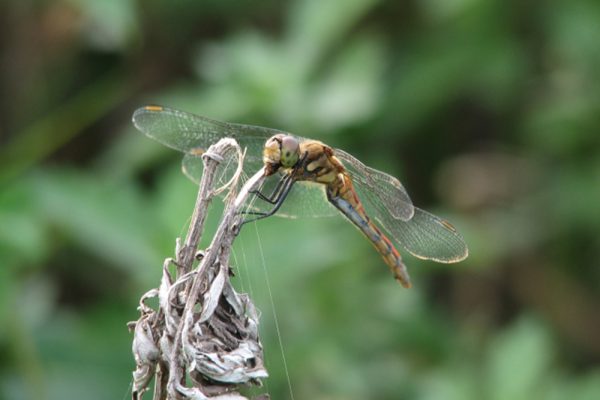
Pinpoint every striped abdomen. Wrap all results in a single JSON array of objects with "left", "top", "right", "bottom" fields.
[{"left": 327, "top": 175, "right": 412, "bottom": 288}]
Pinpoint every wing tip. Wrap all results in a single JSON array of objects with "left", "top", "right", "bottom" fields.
[
  {"left": 131, "top": 104, "right": 165, "bottom": 132},
  {"left": 406, "top": 241, "right": 469, "bottom": 264},
  {"left": 133, "top": 104, "right": 164, "bottom": 115},
  {"left": 395, "top": 205, "right": 415, "bottom": 221}
]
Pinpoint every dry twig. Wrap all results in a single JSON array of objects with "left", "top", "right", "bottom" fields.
[{"left": 129, "top": 138, "right": 269, "bottom": 400}]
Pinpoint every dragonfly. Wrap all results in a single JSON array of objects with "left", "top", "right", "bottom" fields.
[{"left": 132, "top": 105, "right": 468, "bottom": 288}]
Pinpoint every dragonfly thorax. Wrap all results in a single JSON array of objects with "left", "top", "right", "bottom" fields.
[{"left": 263, "top": 134, "right": 301, "bottom": 175}]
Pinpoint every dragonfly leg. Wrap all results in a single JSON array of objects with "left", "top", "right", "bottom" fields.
[
  {"left": 249, "top": 173, "right": 289, "bottom": 204},
  {"left": 250, "top": 148, "right": 307, "bottom": 202},
  {"left": 240, "top": 173, "right": 295, "bottom": 225},
  {"left": 240, "top": 151, "right": 307, "bottom": 225},
  {"left": 241, "top": 174, "right": 290, "bottom": 216}
]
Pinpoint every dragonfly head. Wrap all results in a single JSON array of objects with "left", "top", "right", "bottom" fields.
[{"left": 263, "top": 134, "right": 300, "bottom": 174}]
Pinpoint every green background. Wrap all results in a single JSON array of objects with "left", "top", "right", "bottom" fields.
[{"left": 1, "top": 0, "right": 599, "bottom": 399}]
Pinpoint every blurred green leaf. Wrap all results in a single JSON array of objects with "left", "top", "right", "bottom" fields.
[
  {"left": 288, "top": 0, "right": 380, "bottom": 68},
  {"left": 310, "top": 34, "right": 384, "bottom": 130},
  {"left": 0, "top": 182, "right": 49, "bottom": 266},
  {"left": 30, "top": 169, "right": 163, "bottom": 285},
  {"left": 487, "top": 317, "right": 554, "bottom": 400},
  {"left": 73, "top": 0, "right": 137, "bottom": 50}
]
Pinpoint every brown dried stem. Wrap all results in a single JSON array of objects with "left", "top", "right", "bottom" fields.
[{"left": 129, "top": 138, "right": 269, "bottom": 400}]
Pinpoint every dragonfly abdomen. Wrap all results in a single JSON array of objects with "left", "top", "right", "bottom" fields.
[{"left": 327, "top": 185, "right": 412, "bottom": 288}]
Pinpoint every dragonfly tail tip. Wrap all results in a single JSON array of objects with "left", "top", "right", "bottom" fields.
[{"left": 396, "top": 277, "right": 412, "bottom": 289}]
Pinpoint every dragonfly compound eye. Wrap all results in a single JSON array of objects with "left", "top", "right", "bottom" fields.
[{"left": 280, "top": 136, "right": 300, "bottom": 168}]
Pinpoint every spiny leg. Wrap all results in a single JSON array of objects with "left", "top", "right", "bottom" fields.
[
  {"left": 241, "top": 172, "right": 291, "bottom": 216},
  {"left": 240, "top": 151, "right": 307, "bottom": 226},
  {"left": 249, "top": 173, "right": 289, "bottom": 204},
  {"left": 249, "top": 151, "right": 308, "bottom": 204},
  {"left": 240, "top": 173, "right": 295, "bottom": 225}
]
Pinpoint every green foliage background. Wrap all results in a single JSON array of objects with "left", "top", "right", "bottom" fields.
[{"left": 1, "top": 0, "right": 600, "bottom": 399}]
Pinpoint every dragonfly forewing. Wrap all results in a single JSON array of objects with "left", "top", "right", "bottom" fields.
[
  {"left": 133, "top": 106, "right": 341, "bottom": 218},
  {"left": 133, "top": 105, "right": 277, "bottom": 186},
  {"left": 132, "top": 106, "right": 274, "bottom": 154}
]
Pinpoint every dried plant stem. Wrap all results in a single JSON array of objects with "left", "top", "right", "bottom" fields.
[
  {"left": 130, "top": 138, "right": 268, "bottom": 400},
  {"left": 176, "top": 164, "right": 214, "bottom": 277}
]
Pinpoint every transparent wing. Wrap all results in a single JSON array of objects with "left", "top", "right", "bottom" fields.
[
  {"left": 257, "top": 144, "right": 415, "bottom": 220},
  {"left": 132, "top": 105, "right": 337, "bottom": 217},
  {"left": 184, "top": 152, "right": 337, "bottom": 219},
  {"left": 132, "top": 105, "right": 279, "bottom": 180},
  {"left": 334, "top": 149, "right": 414, "bottom": 221},
  {"left": 182, "top": 152, "right": 264, "bottom": 187},
  {"left": 335, "top": 150, "right": 467, "bottom": 261},
  {"left": 181, "top": 149, "right": 256, "bottom": 193},
  {"left": 372, "top": 205, "right": 468, "bottom": 263}
]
